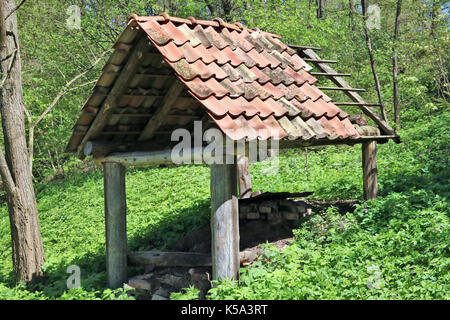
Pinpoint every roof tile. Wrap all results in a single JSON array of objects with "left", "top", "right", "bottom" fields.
[
  {"left": 67, "top": 14, "right": 363, "bottom": 152},
  {"left": 225, "top": 29, "right": 254, "bottom": 52},
  {"left": 177, "top": 23, "right": 202, "bottom": 47},
  {"left": 203, "top": 26, "right": 229, "bottom": 49},
  {"left": 157, "top": 41, "right": 183, "bottom": 62},
  {"left": 183, "top": 77, "right": 228, "bottom": 99},
  {"left": 138, "top": 19, "right": 172, "bottom": 45},
  {"left": 159, "top": 21, "right": 190, "bottom": 45},
  {"left": 192, "top": 25, "right": 213, "bottom": 48}
]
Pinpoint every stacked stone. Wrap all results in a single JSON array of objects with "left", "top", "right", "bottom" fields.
[
  {"left": 128, "top": 266, "right": 211, "bottom": 300},
  {"left": 239, "top": 199, "right": 310, "bottom": 222}
]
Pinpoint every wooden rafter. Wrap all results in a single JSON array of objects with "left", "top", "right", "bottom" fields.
[
  {"left": 301, "top": 48, "right": 399, "bottom": 140},
  {"left": 76, "top": 36, "right": 150, "bottom": 158},
  {"left": 303, "top": 58, "right": 337, "bottom": 64},
  {"left": 318, "top": 87, "right": 366, "bottom": 92},
  {"left": 287, "top": 44, "right": 322, "bottom": 51},
  {"left": 138, "top": 80, "right": 185, "bottom": 141},
  {"left": 311, "top": 72, "right": 351, "bottom": 77},
  {"left": 334, "top": 102, "right": 381, "bottom": 107}
]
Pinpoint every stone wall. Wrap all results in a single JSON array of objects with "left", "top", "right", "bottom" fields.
[{"left": 239, "top": 199, "right": 311, "bottom": 222}]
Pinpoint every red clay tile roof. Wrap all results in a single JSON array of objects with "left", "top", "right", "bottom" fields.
[
  {"left": 66, "top": 14, "right": 361, "bottom": 154},
  {"left": 131, "top": 14, "right": 359, "bottom": 141}
]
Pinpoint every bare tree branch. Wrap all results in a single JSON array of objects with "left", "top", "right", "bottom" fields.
[
  {"left": 26, "top": 49, "right": 110, "bottom": 171},
  {"left": 361, "top": 0, "right": 389, "bottom": 122},
  {"left": 31, "top": 49, "right": 110, "bottom": 128}
]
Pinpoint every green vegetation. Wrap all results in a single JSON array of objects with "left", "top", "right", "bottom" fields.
[
  {"left": 173, "top": 109, "right": 450, "bottom": 300},
  {"left": 1, "top": 107, "right": 448, "bottom": 299},
  {"left": 0, "top": 0, "right": 448, "bottom": 300}
]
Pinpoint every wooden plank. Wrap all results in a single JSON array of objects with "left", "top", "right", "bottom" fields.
[
  {"left": 100, "top": 131, "right": 141, "bottom": 135},
  {"left": 104, "top": 162, "right": 127, "bottom": 289},
  {"left": 318, "top": 87, "right": 366, "bottom": 92},
  {"left": 302, "top": 48, "right": 398, "bottom": 139},
  {"left": 362, "top": 141, "right": 378, "bottom": 200},
  {"left": 311, "top": 72, "right": 351, "bottom": 77},
  {"left": 303, "top": 58, "right": 337, "bottom": 63},
  {"left": 288, "top": 44, "right": 322, "bottom": 51},
  {"left": 135, "top": 73, "right": 174, "bottom": 78},
  {"left": 128, "top": 250, "right": 270, "bottom": 267},
  {"left": 210, "top": 163, "right": 239, "bottom": 281},
  {"left": 111, "top": 113, "right": 152, "bottom": 118},
  {"left": 334, "top": 102, "right": 381, "bottom": 107},
  {"left": 128, "top": 252, "right": 211, "bottom": 267},
  {"left": 76, "top": 36, "right": 150, "bottom": 159},
  {"left": 237, "top": 155, "right": 252, "bottom": 199},
  {"left": 95, "top": 147, "right": 235, "bottom": 166},
  {"left": 122, "top": 95, "right": 164, "bottom": 99},
  {"left": 138, "top": 80, "right": 185, "bottom": 141}
]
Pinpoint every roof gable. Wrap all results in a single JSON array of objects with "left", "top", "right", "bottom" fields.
[{"left": 66, "top": 14, "right": 361, "bottom": 156}]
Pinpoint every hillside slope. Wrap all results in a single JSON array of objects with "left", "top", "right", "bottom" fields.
[{"left": 0, "top": 109, "right": 448, "bottom": 299}]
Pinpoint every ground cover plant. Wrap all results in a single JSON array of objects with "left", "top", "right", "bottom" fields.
[{"left": 0, "top": 0, "right": 448, "bottom": 300}]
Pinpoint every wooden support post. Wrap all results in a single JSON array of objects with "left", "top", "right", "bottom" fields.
[
  {"left": 362, "top": 141, "right": 378, "bottom": 200},
  {"left": 210, "top": 163, "right": 240, "bottom": 281},
  {"left": 104, "top": 162, "right": 127, "bottom": 289},
  {"left": 237, "top": 155, "right": 252, "bottom": 199}
]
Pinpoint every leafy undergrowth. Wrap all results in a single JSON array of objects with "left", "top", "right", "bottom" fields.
[
  {"left": 173, "top": 110, "right": 449, "bottom": 300},
  {"left": 175, "top": 196, "right": 449, "bottom": 300},
  {"left": 0, "top": 110, "right": 449, "bottom": 299}
]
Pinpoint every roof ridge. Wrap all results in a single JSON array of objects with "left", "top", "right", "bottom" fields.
[{"left": 128, "top": 13, "right": 282, "bottom": 39}]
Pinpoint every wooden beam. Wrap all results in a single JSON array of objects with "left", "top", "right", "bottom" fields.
[
  {"left": 128, "top": 251, "right": 212, "bottom": 267},
  {"left": 302, "top": 48, "right": 398, "bottom": 140},
  {"left": 288, "top": 44, "right": 322, "bottom": 51},
  {"left": 95, "top": 147, "right": 236, "bottom": 167},
  {"left": 210, "top": 163, "right": 240, "bottom": 281},
  {"left": 362, "top": 141, "right": 378, "bottom": 200},
  {"left": 111, "top": 113, "right": 152, "bottom": 118},
  {"left": 135, "top": 73, "right": 174, "bottom": 79},
  {"left": 93, "top": 137, "right": 396, "bottom": 166},
  {"left": 128, "top": 250, "right": 271, "bottom": 268},
  {"left": 104, "top": 162, "right": 127, "bottom": 289},
  {"left": 76, "top": 37, "right": 150, "bottom": 159},
  {"left": 85, "top": 141, "right": 128, "bottom": 157},
  {"left": 303, "top": 58, "right": 337, "bottom": 63},
  {"left": 311, "top": 72, "right": 352, "bottom": 77},
  {"left": 138, "top": 80, "right": 185, "bottom": 141},
  {"left": 334, "top": 102, "right": 381, "bottom": 107},
  {"left": 121, "top": 95, "right": 164, "bottom": 99},
  {"left": 237, "top": 155, "right": 252, "bottom": 199},
  {"left": 100, "top": 131, "right": 141, "bottom": 135},
  {"left": 318, "top": 87, "right": 366, "bottom": 92}
]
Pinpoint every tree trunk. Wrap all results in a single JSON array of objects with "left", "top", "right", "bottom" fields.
[
  {"left": 316, "top": 0, "right": 324, "bottom": 18},
  {"left": 349, "top": 0, "right": 355, "bottom": 31},
  {"left": 393, "top": 0, "right": 402, "bottom": 129},
  {"left": 0, "top": 0, "right": 45, "bottom": 284},
  {"left": 430, "top": 0, "right": 439, "bottom": 38},
  {"left": 361, "top": 0, "right": 389, "bottom": 122}
]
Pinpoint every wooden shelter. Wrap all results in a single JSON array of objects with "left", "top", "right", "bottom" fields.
[{"left": 66, "top": 13, "right": 400, "bottom": 289}]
